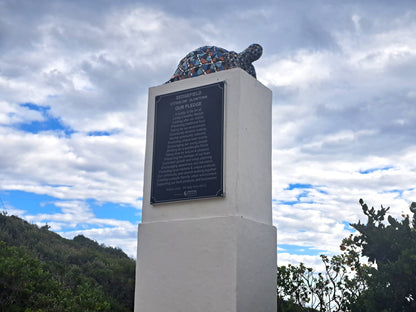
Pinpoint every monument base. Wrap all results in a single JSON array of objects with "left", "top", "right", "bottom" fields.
[
  {"left": 134, "top": 216, "right": 276, "bottom": 312},
  {"left": 135, "top": 69, "right": 276, "bottom": 312}
]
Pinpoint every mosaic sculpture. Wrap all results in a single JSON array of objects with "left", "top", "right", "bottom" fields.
[{"left": 167, "top": 44, "right": 263, "bottom": 82}]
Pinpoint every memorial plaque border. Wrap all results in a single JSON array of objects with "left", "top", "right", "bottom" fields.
[{"left": 150, "top": 81, "right": 225, "bottom": 204}]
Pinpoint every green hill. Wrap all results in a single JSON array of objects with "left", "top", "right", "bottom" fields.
[{"left": 0, "top": 212, "right": 135, "bottom": 312}]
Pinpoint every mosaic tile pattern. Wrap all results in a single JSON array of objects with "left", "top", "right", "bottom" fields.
[{"left": 167, "top": 44, "right": 262, "bottom": 83}]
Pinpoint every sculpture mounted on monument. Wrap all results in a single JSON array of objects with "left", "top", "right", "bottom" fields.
[{"left": 167, "top": 43, "right": 263, "bottom": 82}]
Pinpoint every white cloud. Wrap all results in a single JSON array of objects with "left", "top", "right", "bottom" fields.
[
  {"left": 1, "top": 0, "right": 416, "bottom": 269},
  {"left": 260, "top": 50, "right": 332, "bottom": 88},
  {"left": 16, "top": 199, "right": 139, "bottom": 258},
  {"left": 278, "top": 253, "right": 325, "bottom": 272},
  {"left": 0, "top": 101, "right": 44, "bottom": 125},
  {"left": 60, "top": 226, "right": 138, "bottom": 258},
  {"left": 0, "top": 129, "right": 144, "bottom": 206}
]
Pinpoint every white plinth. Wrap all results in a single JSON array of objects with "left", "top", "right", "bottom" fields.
[{"left": 135, "top": 69, "right": 276, "bottom": 312}]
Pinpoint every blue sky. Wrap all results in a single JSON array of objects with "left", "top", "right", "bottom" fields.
[{"left": 1, "top": 0, "right": 416, "bottom": 268}]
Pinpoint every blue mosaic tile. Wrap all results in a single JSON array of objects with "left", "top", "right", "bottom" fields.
[{"left": 167, "top": 44, "right": 262, "bottom": 83}]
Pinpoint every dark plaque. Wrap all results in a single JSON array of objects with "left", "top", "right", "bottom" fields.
[{"left": 151, "top": 81, "right": 224, "bottom": 204}]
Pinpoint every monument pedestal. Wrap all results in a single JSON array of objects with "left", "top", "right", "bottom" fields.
[{"left": 135, "top": 69, "right": 276, "bottom": 312}]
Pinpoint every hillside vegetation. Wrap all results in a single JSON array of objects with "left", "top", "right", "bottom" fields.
[{"left": 0, "top": 212, "right": 135, "bottom": 312}]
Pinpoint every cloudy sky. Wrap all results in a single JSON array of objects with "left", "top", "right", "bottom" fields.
[{"left": 1, "top": 0, "right": 415, "bottom": 268}]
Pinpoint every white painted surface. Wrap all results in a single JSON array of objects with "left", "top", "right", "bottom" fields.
[
  {"left": 135, "top": 216, "right": 276, "bottom": 312},
  {"left": 142, "top": 68, "right": 273, "bottom": 225},
  {"left": 135, "top": 69, "right": 276, "bottom": 312}
]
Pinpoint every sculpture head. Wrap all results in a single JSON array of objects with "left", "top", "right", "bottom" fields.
[
  {"left": 238, "top": 44, "right": 263, "bottom": 63},
  {"left": 237, "top": 44, "right": 262, "bottom": 78}
]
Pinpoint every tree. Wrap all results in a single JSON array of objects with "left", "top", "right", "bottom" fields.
[
  {"left": 344, "top": 199, "right": 416, "bottom": 312},
  {"left": 277, "top": 199, "right": 416, "bottom": 312},
  {"left": 277, "top": 251, "right": 368, "bottom": 312}
]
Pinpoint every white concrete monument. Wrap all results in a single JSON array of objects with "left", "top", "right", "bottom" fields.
[{"left": 135, "top": 68, "right": 276, "bottom": 312}]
